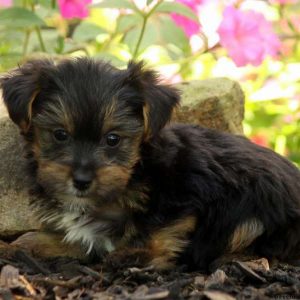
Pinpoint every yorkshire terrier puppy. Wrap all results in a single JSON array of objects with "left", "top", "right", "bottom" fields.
[{"left": 1, "top": 58, "right": 300, "bottom": 271}]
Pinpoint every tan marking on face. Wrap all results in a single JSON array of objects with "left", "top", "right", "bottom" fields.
[
  {"left": 96, "top": 165, "right": 132, "bottom": 197},
  {"left": 38, "top": 160, "right": 71, "bottom": 183},
  {"left": 46, "top": 99, "right": 74, "bottom": 134},
  {"left": 64, "top": 114, "right": 74, "bottom": 135},
  {"left": 101, "top": 98, "right": 117, "bottom": 135},
  {"left": 105, "top": 97, "right": 117, "bottom": 120},
  {"left": 128, "top": 135, "right": 143, "bottom": 166},
  {"left": 229, "top": 218, "right": 265, "bottom": 253},
  {"left": 148, "top": 215, "right": 197, "bottom": 270}
]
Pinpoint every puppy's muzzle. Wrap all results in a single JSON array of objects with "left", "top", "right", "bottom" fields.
[{"left": 73, "top": 169, "right": 94, "bottom": 191}]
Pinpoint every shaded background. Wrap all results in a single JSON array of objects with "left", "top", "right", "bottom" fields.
[{"left": 0, "top": 0, "right": 299, "bottom": 166}]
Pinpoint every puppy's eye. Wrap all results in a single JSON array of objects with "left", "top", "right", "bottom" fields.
[
  {"left": 106, "top": 133, "right": 121, "bottom": 147},
  {"left": 53, "top": 129, "right": 69, "bottom": 142}
]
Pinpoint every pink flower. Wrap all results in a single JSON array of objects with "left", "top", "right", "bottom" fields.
[
  {"left": 218, "top": 6, "right": 281, "bottom": 67},
  {"left": 269, "top": 0, "right": 296, "bottom": 4},
  {"left": 283, "top": 115, "right": 294, "bottom": 124},
  {"left": 0, "top": 0, "right": 12, "bottom": 7},
  {"left": 58, "top": 0, "right": 92, "bottom": 19},
  {"left": 251, "top": 134, "right": 269, "bottom": 148},
  {"left": 171, "top": 0, "right": 202, "bottom": 37}
]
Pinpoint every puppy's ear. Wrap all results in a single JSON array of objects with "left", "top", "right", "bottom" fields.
[
  {"left": 0, "top": 59, "right": 53, "bottom": 132},
  {"left": 125, "top": 61, "right": 180, "bottom": 139}
]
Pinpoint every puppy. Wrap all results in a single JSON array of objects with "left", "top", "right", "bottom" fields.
[{"left": 1, "top": 58, "right": 300, "bottom": 271}]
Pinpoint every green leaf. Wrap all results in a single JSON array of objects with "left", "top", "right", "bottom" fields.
[
  {"left": 158, "top": 15, "right": 189, "bottom": 51},
  {"left": 147, "top": 0, "right": 154, "bottom": 5},
  {"left": 93, "top": 52, "right": 126, "bottom": 67},
  {"left": 122, "top": 13, "right": 190, "bottom": 57},
  {"left": 0, "top": 7, "right": 46, "bottom": 28},
  {"left": 0, "top": 28, "right": 24, "bottom": 55},
  {"left": 25, "top": 29, "right": 59, "bottom": 54},
  {"left": 155, "top": 2, "right": 199, "bottom": 22},
  {"left": 73, "top": 22, "right": 107, "bottom": 42},
  {"left": 123, "top": 27, "right": 141, "bottom": 54},
  {"left": 35, "top": 0, "right": 57, "bottom": 9},
  {"left": 123, "top": 21, "right": 159, "bottom": 55},
  {"left": 116, "top": 14, "right": 142, "bottom": 33},
  {"left": 0, "top": 53, "right": 22, "bottom": 72},
  {"left": 92, "top": 0, "right": 137, "bottom": 11}
]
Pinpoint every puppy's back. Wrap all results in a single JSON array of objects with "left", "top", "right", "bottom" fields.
[{"left": 141, "top": 123, "right": 300, "bottom": 268}]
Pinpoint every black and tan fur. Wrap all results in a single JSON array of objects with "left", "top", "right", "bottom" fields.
[{"left": 1, "top": 58, "right": 300, "bottom": 271}]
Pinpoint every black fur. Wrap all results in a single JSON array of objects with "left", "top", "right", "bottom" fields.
[
  {"left": 1, "top": 58, "right": 300, "bottom": 271},
  {"left": 138, "top": 124, "right": 300, "bottom": 269}
]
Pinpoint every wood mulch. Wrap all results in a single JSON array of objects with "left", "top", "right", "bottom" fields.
[{"left": 0, "top": 243, "right": 300, "bottom": 300}]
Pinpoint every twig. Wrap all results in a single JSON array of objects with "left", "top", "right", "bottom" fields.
[
  {"left": 76, "top": 265, "right": 101, "bottom": 280},
  {"left": 33, "top": 276, "right": 82, "bottom": 289},
  {"left": 14, "top": 250, "right": 50, "bottom": 275},
  {"left": 132, "top": 0, "right": 164, "bottom": 59},
  {"left": 35, "top": 26, "right": 46, "bottom": 52},
  {"left": 19, "top": 275, "right": 37, "bottom": 296},
  {"left": 23, "top": 30, "right": 31, "bottom": 57}
]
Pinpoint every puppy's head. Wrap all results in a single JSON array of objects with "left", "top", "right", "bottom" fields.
[{"left": 1, "top": 58, "right": 179, "bottom": 209}]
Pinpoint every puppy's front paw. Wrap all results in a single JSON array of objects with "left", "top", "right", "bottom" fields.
[
  {"left": 11, "top": 231, "right": 87, "bottom": 260},
  {"left": 104, "top": 248, "right": 151, "bottom": 270}
]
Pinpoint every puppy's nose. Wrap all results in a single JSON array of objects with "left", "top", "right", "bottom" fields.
[{"left": 73, "top": 171, "right": 93, "bottom": 191}]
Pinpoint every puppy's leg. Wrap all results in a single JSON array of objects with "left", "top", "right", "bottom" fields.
[
  {"left": 105, "top": 215, "right": 196, "bottom": 270},
  {"left": 208, "top": 218, "right": 265, "bottom": 271},
  {"left": 11, "top": 231, "right": 87, "bottom": 260},
  {"left": 147, "top": 215, "right": 197, "bottom": 270}
]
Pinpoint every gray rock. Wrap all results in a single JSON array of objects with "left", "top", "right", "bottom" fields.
[
  {"left": 0, "top": 119, "right": 40, "bottom": 236},
  {"left": 0, "top": 78, "right": 244, "bottom": 237},
  {"left": 174, "top": 78, "right": 244, "bottom": 134}
]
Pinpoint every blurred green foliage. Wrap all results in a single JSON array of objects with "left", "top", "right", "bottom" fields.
[{"left": 0, "top": 0, "right": 299, "bottom": 166}]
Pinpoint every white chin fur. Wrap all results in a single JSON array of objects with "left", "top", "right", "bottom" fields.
[
  {"left": 61, "top": 212, "right": 115, "bottom": 254},
  {"left": 41, "top": 194, "right": 115, "bottom": 255}
]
